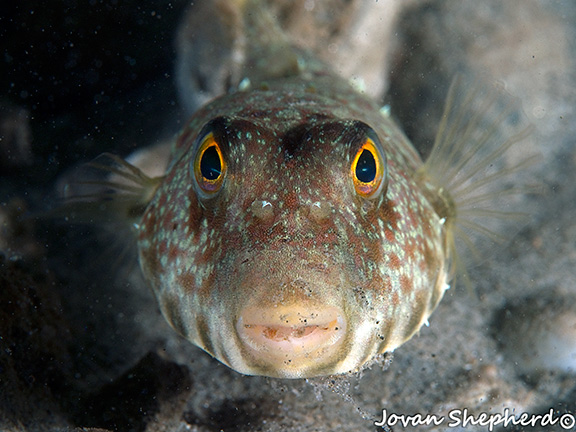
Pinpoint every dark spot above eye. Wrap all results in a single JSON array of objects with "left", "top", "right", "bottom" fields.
[
  {"left": 200, "top": 146, "right": 222, "bottom": 180},
  {"left": 355, "top": 149, "right": 376, "bottom": 183}
]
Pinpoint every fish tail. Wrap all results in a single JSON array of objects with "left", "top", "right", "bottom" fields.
[
  {"left": 223, "top": 0, "right": 317, "bottom": 84},
  {"left": 176, "top": 0, "right": 342, "bottom": 113}
]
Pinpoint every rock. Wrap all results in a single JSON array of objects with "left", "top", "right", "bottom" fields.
[{"left": 495, "top": 291, "right": 576, "bottom": 376}]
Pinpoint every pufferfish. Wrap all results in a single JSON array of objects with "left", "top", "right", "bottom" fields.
[{"left": 67, "top": 1, "right": 533, "bottom": 378}]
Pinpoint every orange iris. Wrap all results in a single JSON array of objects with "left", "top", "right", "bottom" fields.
[
  {"left": 350, "top": 137, "right": 386, "bottom": 199},
  {"left": 193, "top": 132, "right": 227, "bottom": 194}
]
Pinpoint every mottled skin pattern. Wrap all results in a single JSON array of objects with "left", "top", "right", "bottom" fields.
[
  {"left": 136, "top": 67, "right": 450, "bottom": 378},
  {"left": 139, "top": 66, "right": 448, "bottom": 377}
]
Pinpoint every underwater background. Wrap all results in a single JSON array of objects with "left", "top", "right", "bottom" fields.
[{"left": 1, "top": 1, "right": 576, "bottom": 431}]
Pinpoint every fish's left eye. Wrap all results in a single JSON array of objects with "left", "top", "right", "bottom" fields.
[
  {"left": 193, "top": 132, "right": 227, "bottom": 195},
  {"left": 350, "top": 136, "right": 387, "bottom": 199}
]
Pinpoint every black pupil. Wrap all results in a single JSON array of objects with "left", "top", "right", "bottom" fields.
[
  {"left": 356, "top": 149, "right": 376, "bottom": 183},
  {"left": 200, "top": 146, "right": 221, "bottom": 180}
]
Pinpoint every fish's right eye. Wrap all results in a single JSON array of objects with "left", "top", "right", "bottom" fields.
[{"left": 193, "top": 132, "right": 227, "bottom": 195}]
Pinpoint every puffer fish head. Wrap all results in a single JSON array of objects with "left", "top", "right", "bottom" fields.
[{"left": 136, "top": 82, "right": 449, "bottom": 379}]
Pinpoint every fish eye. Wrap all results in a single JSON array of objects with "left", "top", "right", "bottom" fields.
[
  {"left": 350, "top": 135, "right": 387, "bottom": 199},
  {"left": 193, "top": 132, "right": 227, "bottom": 195}
]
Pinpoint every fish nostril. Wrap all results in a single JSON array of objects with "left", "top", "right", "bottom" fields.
[
  {"left": 308, "top": 200, "right": 331, "bottom": 222},
  {"left": 250, "top": 199, "right": 275, "bottom": 221}
]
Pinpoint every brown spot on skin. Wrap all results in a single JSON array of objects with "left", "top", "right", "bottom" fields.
[
  {"left": 159, "top": 208, "right": 177, "bottom": 232},
  {"left": 400, "top": 274, "right": 412, "bottom": 296},
  {"left": 284, "top": 190, "right": 300, "bottom": 210},
  {"left": 167, "top": 244, "right": 179, "bottom": 263},
  {"left": 384, "top": 227, "right": 395, "bottom": 243},
  {"left": 156, "top": 240, "right": 167, "bottom": 258},
  {"left": 156, "top": 192, "right": 168, "bottom": 212},
  {"left": 421, "top": 218, "right": 433, "bottom": 241},
  {"left": 380, "top": 198, "right": 399, "bottom": 230},
  {"left": 418, "top": 255, "right": 427, "bottom": 273},
  {"left": 177, "top": 272, "right": 196, "bottom": 296},
  {"left": 388, "top": 252, "right": 401, "bottom": 270},
  {"left": 404, "top": 238, "right": 417, "bottom": 261}
]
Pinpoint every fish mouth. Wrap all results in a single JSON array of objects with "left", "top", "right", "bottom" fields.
[{"left": 235, "top": 306, "right": 347, "bottom": 377}]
